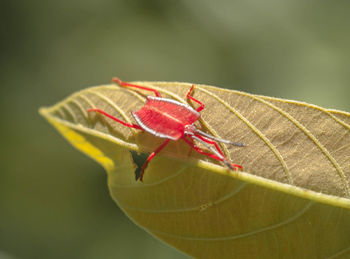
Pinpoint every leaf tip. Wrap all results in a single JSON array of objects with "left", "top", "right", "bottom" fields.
[{"left": 38, "top": 107, "right": 48, "bottom": 116}]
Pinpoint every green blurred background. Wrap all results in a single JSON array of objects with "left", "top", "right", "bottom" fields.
[{"left": 1, "top": 1, "right": 349, "bottom": 258}]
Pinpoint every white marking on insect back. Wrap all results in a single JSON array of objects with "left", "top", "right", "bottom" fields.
[
  {"left": 147, "top": 96, "right": 200, "bottom": 117},
  {"left": 132, "top": 112, "right": 178, "bottom": 140}
]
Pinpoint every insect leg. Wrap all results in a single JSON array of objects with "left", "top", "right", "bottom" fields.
[
  {"left": 112, "top": 77, "right": 162, "bottom": 97},
  {"left": 183, "top": 135, "right": 242, "bottom": 170},
  {"left": 140, "top": 139, "right": 171, "bottom": 181},
  {"left": 193, "top": 134, "right": 226, "bottom": 158},
  {"left": 193, "top": 134, "right": 242, "bottom": 170},
  {"left": 87, "top": 108, "right": 143, "bottom": 130},
  {"left": 182, "top": 136, "right": 223, "bottom": 162},
  {"left": 186, "top": 84, "right": 205, "bottom": 112}
]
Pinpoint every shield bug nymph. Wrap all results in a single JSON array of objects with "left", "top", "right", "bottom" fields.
[{"left": 88, "top": 78, "right": 244, "bottom": 181}]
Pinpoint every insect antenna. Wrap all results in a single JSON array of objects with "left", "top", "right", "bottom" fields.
[{"left": 195, "top": 129, "right": 245, "bottom": 147}]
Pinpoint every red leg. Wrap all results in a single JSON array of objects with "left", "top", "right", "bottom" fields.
[
  {"left": 112, "top": 77, "right": 162, "bottom": 97},
  {"left": 194, "top": 134, "right": 225, "bottom": 158},
  {"left": 182, "top": 135, "right": 242, "bottom": 170},
  {"left": 186, "top": 84, "right": 204, "bottom": 112},
  {"left": 194, "top": 134, "right": 242, "bottom": 170},
  {"left": 182, "top": 136, "right": 223, "bottom": 162},
  {"left": 87, "top": 108, "right": 143, "bottom": 130},
  {"left": 140, "top": 139, "right": 171, "bottom": 181}
]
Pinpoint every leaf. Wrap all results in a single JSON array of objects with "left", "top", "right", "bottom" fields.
[{"left": 39, "top": 81, "right": 350, "bottom": 259}]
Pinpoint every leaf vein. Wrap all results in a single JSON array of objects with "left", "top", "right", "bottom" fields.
[
  {"left": 120, "top": 182, "right": 247, "bottom": 213},
  {"left": 253, "top": 96, "right": 350, "bottom": 197},
  {"left": 69, "top": 98, "right": 88, "bottom": 119},
  {"left": 147, "top": 201, "right": 314, "bottom": 241},
  {"left": 79, "top": 94, "right": 97, "bottom": 109},
  {"left": 61, "top": 104, "right": 77, "bottom": 123},
  {"left": 196, "top": 87, "right": 292, "bottom": 184}
]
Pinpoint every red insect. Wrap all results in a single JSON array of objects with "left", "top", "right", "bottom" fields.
[{"left": 88, "top": 77, "right": 244, "bottom": 181}]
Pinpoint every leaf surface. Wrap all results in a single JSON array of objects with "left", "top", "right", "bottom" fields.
[{"left": 40, "top": 81, "right": 350, "bottom": 258}]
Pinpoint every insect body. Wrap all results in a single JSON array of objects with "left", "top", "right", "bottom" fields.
[{"left": 88, "top": 78, "right": 244, "bottom": 181}]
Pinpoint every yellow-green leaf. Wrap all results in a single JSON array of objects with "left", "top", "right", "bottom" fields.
[{"left": 39, "top": 81, "right": 350, "bottom": 259}]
